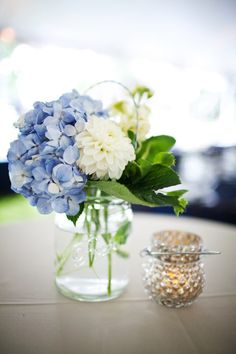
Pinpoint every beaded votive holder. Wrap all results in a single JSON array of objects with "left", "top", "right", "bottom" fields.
[{"left": 141, "top": 230, "right": 220, "bottom": 308}]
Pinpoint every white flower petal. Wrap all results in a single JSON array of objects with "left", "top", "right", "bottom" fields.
[
  {"left": 76, "top": 116, "right": 135, "bottom": 180},
  {"left": 64, "top": 125, "right": 76, "bottom": 136},
  {"left": 48, "top": 182, "right": 60, "bottom": 194}
]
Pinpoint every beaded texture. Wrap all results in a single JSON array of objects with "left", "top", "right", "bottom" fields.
[{"left": 142, "top": 230, "right": 205, "bottom": 308}]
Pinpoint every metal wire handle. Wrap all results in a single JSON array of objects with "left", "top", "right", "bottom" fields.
[
  {"left": 140, "top": 247, "right": 221, "bottom": 258},
  {"left": 84, "top": 80, "right": 140, "bottom": 149}
]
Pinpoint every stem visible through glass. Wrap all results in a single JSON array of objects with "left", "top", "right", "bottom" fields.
[
  {"left": 104, "top": 203, "right": 112, "bottom": 295},
  {"left": 56, "top": 232, "right": 82, "bottom": 276},
  {"left": 56, "top": 188, "right": 115, "bottom": 297},
  {"left": 85, "top": 188, "right": 101, "bottom": 268},
  {"left": 108, "top": 251, "right": 112, "bottom": 295}
]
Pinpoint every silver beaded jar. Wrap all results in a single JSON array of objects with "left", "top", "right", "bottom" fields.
[{"left": 142, "top": 230, "right": 205, "bottom": 308}]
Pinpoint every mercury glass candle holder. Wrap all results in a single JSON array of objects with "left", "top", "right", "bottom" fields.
[{"left": 141, "top": 230, "right": 218, "bottom": 308}]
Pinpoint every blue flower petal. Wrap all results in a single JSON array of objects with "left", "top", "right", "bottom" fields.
[
  {"left": 67, "top": 199, "right": 80, "bottom": 215},
  {"left": 36, "top": 197, "right": 53, "bottom": 214},
  {"left": 7, "top": 140, "right": 27, "bottom": 162},
  {"left": 51, "top": 197, "right": 69, "bottom": 213},
  {"left": 7, "top": 90, "right": 104, "bottom": 216},
  {"left": 59, "top": 135, "right": 72, "bottom": 149},
  {"left": 53, "top": 164, "right": 73, "bottom": 183},
  {"left": 32, "top": 166, "right": 48, "bottom": 181},
  {"left": 63, "top": 145, "right": 79, "bottom": 165}
]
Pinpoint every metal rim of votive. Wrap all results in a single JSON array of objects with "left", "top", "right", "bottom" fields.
[{"left": 140, "top": 247, "right": 221, "bottom": 258}]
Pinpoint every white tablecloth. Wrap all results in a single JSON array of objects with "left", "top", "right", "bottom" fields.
[{"left": 0, "top": 213, "right": 236, "bottom": 354}]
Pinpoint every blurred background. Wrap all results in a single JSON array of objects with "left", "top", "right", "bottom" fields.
[{"left": 1, "top": 0, "right": 236, "bottom": 224}]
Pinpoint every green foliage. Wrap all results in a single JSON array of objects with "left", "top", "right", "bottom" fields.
[
  {"left": 121, "top": 157, "right": 175, "bottom": 185},
  {"left": 136, "top": 135, "right": 176, "bottom": 163},
  {"left": 127, "top": 129, "right": 136, "bottom": 147},
  {"left": 165, "top": 190, "right": 188, "bottom": 214},
  {"left": 66, "top": 202, "right": 84, "bottom": 226},
  {"left": 114, "top": 221, "right": 131, "bottom": 245},
  {"left": 130, "top": 164, "right": 180, "bottom": 192},
  {"left": 120, "top": 161, "right": 143, "bottom": 182},
  {"left": 88, "top": 177, "right": 186, "bottom": 215},
  {"left": 88, "top": 180, "right": 155, "bottom": 207},
  {"left": 70, "top": 110, "right": 187, "bottom": 220},
  {"left": 102, "top": 232, "right": 112, "bottom": 245},
  {"left": 126, "top": 163, "right": 186, "bottom": 213},
  {"left": 174, "top": 198, "right": 188, "bottom": 216},
  {"left": 88, "top": 133, "right": 188, "bottom": 215},
  {"left": 166, "top": 189, "right": 188, "bottom": 197},
  {"left": 153, "top": 152, "right": 175, "bottom": 167},
  {"left": 115, "top": 249, "right": 129, "bottom": 258}
]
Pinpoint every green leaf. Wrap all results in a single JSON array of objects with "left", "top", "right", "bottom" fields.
[
  {"left": 131, "top": 164, "right": 181, "bottom": 192},
  {"left": 137, "top": 159, "right": 152, "bottom": 176},
  {"left": 139, "top": 191, "right": 183, "bottom": 206},
  {"left": 132, "top": 190, "right": 187, "bottom": 215},
  {"left": 136, "top": 135, "right": 176, "bottom": 163},
  {"left": 114, "top": 221, "right": 131, "bottom": 245},
  {"left": 66, "top": 202, "right": 84, "bottom": 226},
  {"left": 167, "top": 189, "right": 188, "bottom": 197},
  {"left": 153, "top": 152, "right": 175, "bottom": 167},
  {"left": 102, "top": 232, "right": 112, "bottom": 245},
  {"left": 128, "top": 165, "right": 188, "bottom": 213},
  {"left": 115, "top": 249, "right": 129, "bottom": 258},
  {"left": 87, "top": 180, "right": 155, "bottom": 207},
  {"left": 174, "top": 198, "right": 188, "bottom": 216},
  {"left": 87, "top": 176, "right": 187, "bottom": 213},
  {"left": 120, "top": 161, "right": 143, "bottom": 183},
  {"left": 165, "top": 190, "right": 189, "bottom": 215},
  {"left": 127, "top": 129, "right": 136, "bottom": 147}
]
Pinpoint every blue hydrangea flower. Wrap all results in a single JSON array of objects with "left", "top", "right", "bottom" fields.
[{"left": 8, "top": 90, "right": 107, "bottom": 215}]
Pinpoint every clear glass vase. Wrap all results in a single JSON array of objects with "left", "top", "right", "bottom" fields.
[{"left": 54, "top": 189, "right": 133, "bottom": 302}]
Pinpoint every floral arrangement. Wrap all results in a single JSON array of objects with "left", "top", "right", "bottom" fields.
[{"left": 8, "top": 84, "right": 187, "bottom": 224}]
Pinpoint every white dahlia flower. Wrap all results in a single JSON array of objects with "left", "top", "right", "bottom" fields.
[{"left": 76, "top": 116, "right": 135, "bottom": 180}]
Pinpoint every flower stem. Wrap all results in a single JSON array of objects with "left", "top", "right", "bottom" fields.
[
  {"left": 89, "top": 206, "right": 100, "bottom": 266},
  {"left": 84, "top": 203, "right": 93, "bottom": 267},
  {"left": 108, "top": 250, "right": 112, "bottom": 296},
  {"left": 85, "top": 191, "right": 101, "bottom": 268},
  {"left": 104, "top": 203, "right": 112, "bottom": 295},
  {"left": 56, "top": 232, "right": 81, "bottom": 276}
]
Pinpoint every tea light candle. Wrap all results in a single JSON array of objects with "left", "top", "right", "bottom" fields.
[{"left": 142, "top": 230, "right": 205, "bottom": 308}]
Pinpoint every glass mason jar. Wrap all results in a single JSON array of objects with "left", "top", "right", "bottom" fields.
[
  {"left": 141, "top": 230, "right": 205, "bottom": 308},
  {"left": 55, "top": 188, "right": 133, "bottom": 302}
]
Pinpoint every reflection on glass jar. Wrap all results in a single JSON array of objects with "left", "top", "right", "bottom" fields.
[
  {"left": 142, "top": 230, "right": 205, "bottom": 308},
  {"left": 55, "top": 189, "right": 133, "bottom": 302}
]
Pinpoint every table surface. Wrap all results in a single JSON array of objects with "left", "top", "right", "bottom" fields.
[{"left": 0, "top": 213, "right": 236, "bottom": 354}]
